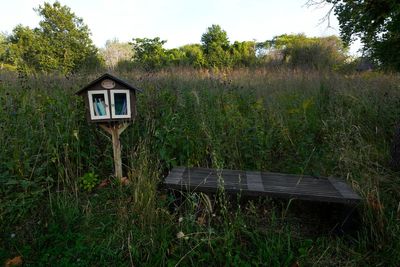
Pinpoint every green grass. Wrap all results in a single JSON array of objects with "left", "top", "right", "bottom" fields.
[{"left": 1, "top": 68, "right": 400, "bottom": 266}]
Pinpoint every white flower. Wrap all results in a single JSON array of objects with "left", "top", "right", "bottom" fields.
[{"left": 176, "top": 231, "right": 185, "bottom": 239}]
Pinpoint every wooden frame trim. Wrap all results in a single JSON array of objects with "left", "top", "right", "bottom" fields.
[
  {"left": 88, "top": 90, "right": 111, "bottom": 120},
  {"left": 110, "top": 89, "right": 131, "bottom": 119}
]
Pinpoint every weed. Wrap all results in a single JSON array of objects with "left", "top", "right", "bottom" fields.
[{"left": 78, "top": 172, "right": 99, "bottom": 192}]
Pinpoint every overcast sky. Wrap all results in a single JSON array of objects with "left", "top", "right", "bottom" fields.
[{"left": 1, "top": 0, "right": 361, "bottom": 54}]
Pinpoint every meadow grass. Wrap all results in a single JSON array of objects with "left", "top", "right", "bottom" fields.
[{"left": 0, "top": 68, "right": 399, "bottom": 266}]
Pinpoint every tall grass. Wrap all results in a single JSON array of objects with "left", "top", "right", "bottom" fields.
[{"left": 1, "top": 68, "right": 399, "bottom": 266}]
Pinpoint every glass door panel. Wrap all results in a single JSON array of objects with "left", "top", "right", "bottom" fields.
[
  {"left": 111, "top": 90, "right": 131, "bottom": 119},
  {"left": 88, "top": 90, "right": 110, "bottom": 120}
]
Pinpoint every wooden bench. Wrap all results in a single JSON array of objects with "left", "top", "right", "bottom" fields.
[{"left": 164, "top": 167, "right": 361, "bottom": 205}]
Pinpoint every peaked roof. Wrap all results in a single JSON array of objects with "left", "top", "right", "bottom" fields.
[{"left": 76, "top": 73, "right": 142, "bottom": 95}]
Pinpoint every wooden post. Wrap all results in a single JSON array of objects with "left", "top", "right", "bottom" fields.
[
  {"left": 99, "top": 123, "right": 130, "bottom": 179},
  {"left": 111, "top": 127, "right": 122, "bottom": 179}
]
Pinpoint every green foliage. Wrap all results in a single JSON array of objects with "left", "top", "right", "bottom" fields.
[
  {"left": 269, "top": 34, "right": 348, "bottom": 69},
  {"left": 4, "top": 25, "right": 42, "bottom": 73},
  {"left": 35, "top": 2, "right": 100, "bottom": 73},
  {"left": 0, "top": 33, "right": 8, "bottom": 64},
  {"left": 115, "top": 42, "right": 207, "bottom": 71},
  {"left": 201, "top": 24, "right": 230, "bottom": 54},
  {"left": 79, "top": 172, "right": 99, "bottom": 192},
  {"left": 122, "top": 31, "right": 349, "bottom": 71},
  {"left": 123, "top": 28, "right": 348, "bottom": 70},
  {"left": 165, "top": 48, "right": 186, "bottom": 67},
  {"left": 231, "top": 40, "right": 257, "bottom": 67},
  {"left": 130, "top": 37, "right": 168, "bottom": 70},
  {"left": 4, "top": 1, "right": 100, "bottom": 74},
  {"left": 326, "top": 0, "right": 400, "bottom": 70},
  {"left": 178, "top": 44, "right": 206, "bottom": 68},
  {"left": 201, "top": 24, "right": 232, "bottom": 68},
  {"left": 4, "top": 4, "right": 357, "bottom": 73}
]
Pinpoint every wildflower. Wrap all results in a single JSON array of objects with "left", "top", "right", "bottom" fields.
[{"left": 176, "top": 231, "right": 185, "bottom": 239}]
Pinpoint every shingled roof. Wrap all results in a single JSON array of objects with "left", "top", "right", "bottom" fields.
[{"left": 76, "top": 73, "right": 142, "bottom": 95}]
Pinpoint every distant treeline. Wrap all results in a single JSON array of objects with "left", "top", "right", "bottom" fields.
[
  {"left": 112, "top": 29, "right": 349, "bottom": 72},
  {"left": 0, "top": 1, "right": 368, "bottom": 74}
]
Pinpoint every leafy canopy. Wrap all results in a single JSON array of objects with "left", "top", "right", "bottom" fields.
[
  {"left": 320, "top": 0, "right": 400, "bottom": 70},
  {"left": 201, "top": 24, "right": 232, "bottom": 68},
  {"left": 201, "top": 25, "right": 230, "bottom": 54},
  {"left": 130, "top": 37, "right": 168, "bottom": 70},
  {"left": 0, "top": 33, "right": 7, "bottom": 59},
  {"left": 270, "top": 34, "right": 347, "bottom": 69},
  {"left": 178, "top": 44, "right": 205, "bottom": 68},
  {"left": 5, "top": 1, "right": 100, "bottom": 74},
  {"left": 231, "top": 41, "right": 257, "bottom": 67}
]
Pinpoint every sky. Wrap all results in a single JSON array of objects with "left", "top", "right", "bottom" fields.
[{"left": 1, "top": 0, "right": 361, "bottom": 54}]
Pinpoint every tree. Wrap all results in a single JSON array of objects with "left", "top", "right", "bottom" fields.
[
  {"left": 4, "top": 25, "right": 42, "bottom": 72},
  {"left": 5, "top": 1, "right": 100, "bottom": 74},
  {"left": 0, "top": 33, "right": 7, "bottom": 60},
  {"left": 201, "top": 25, "right": 230, "bottom": 54},
  {"left": 310, "top": 0, "right": 400, "bottom": 70},
  {"left": 201, "top": 25, "right": 232, "bottom": 68},
  {"left": 165, "top": 48, "right": 185, "bottom": 66},
  {"left": 267, "top": 34, "right": 347, "bottom": 70},
  {"left": 179, "top": 44, "right": 205, "bottom": 68},
  {"left": 130, "top": 37, "right": 168, "bottom": 70},
  {"left": 231, "top": 41, "right": 257, "bottom": 67},
  {"left": 35, "top": 1, "right": 100, "bottom": 73},
  {"left": 101, "top": 39, "right": 133, "bottom": 70}
]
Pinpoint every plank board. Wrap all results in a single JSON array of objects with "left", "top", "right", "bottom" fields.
[{"left": 163, "top": 167, "right": 361, "bottom": 205}]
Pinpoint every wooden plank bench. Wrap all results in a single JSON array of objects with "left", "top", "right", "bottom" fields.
[{"left": 164, "top": 167, "right": 361, "bottom": 205}]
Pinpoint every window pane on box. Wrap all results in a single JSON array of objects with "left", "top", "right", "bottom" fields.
[
  {"left": 114, "top": 93, "right": 128, "bottom": 115},
  {"left": 92, "top": 94, "right": 107, "bottom": 116}
]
